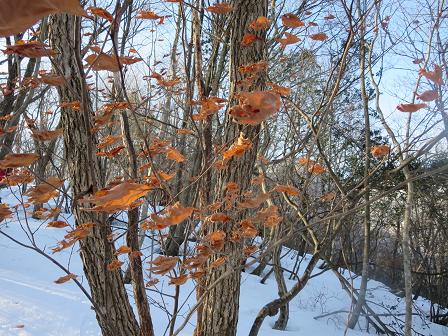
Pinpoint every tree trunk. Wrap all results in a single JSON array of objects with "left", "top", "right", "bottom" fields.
[
  {"left": 348, "top": 6, "right": 370, "bottom": 327},
  {"left": 195, "top": 1, "right": 268, "bottom": 335},
  {"left": 48, "top": 13, "right": 140, "bottom": 336}
]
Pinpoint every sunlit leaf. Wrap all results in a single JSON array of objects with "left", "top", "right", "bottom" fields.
[
  {"left": 248, "top": 16, "right": 271, "bottom": 30},
  {"left": 0, "top": 153, "right": 39, "bottom": 168},
  {"left": 0, "top": 0, "right": 87, "bottom": 37},
  {"left": 396, "top": 103, "right": 427, "bottom": 113},
  {"left": 54, "top": 273, "right": 77, "bottom": 284},
  {"left": 281, "top": 13, "right": 304, "bottom": 28},
  {"left": 206, "top": 3, "right": 233, "bottom": 14}
]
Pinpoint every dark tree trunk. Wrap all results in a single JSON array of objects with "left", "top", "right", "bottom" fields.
[
  {"left": 195, "top": 1, "right": 268, "bottom": 335},
  {"left": 48, "top": 13, "right": 140, "bottom": 336}
]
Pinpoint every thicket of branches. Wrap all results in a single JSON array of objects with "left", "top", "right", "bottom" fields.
[{"left": 0, "top": 0, "right": 447, "bottom": 335}]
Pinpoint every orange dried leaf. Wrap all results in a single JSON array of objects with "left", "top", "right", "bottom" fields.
[
  {"left": 80, "top": 182, "right": 151, "bottom": 212},
  {"left": 145, "top": 278, "right": 160, "bottom": 287},
  {"left": 229, "top": 91, "right": 281, "bottom": 125},
  {"left": 38, "top": 74, "right": 66, "bottom": 86},
  {"left": 206, "top": 3, "right": 233, "bottom": 14},
  {"left": 150, "top": 202, "right": 194, "bottom": 229},
  {"left": 416, "top": 90, "right": 438, "bottom": 102},
  {"left": 96, "top": 146, "right": 125, "bottom": 158},
  {"left": 223, "top": 134, "right": 252, "bottom": 160},
  {"left": 268, "top": 83, "right": 291, "bottom": 96},
  {"left": 0, "top": 153, "right": 39, "bottom": 168},
  {"left": 31, "top": 128, "right": 63, "bottom": 142},
  {"left": 176, "top": 128, "right": 195, "bottom": 135},
  {"left": 115, "top": 245, "right": 132, "bottom": 255},
  {"left": 54, "top": 273, "right": 77, "bottom": 284},
  {"left": 275, "top": 32, "right": 300, "bottom": 48},
  {"left": 397, "top": 103, "right": 427, "bottom": 113},
  {"left": 310, "top": 33, "right": 328, "bottom": 41},
  {"left": 371, "top": 145, "right": 390, "bottom": 157},
  {"left": 47, "top": 221, "right": 70, "bottom": 228},
  {"left": 243, "top": 245, "right": 258, "bottom": 256},
  {"left": 0, "top": 0, "right": 87, "bottom": 37},
  {"left": 419, "top": 65, "right": 443, "bottom": 85},
  {"left": 169, "top": 274, "right": 188, "bottom": 285},
  {"left": 209, "top": 256, "right": 226, "bottom": 269},
  {"left": 241, "top": 33, "right": 258, "bottom": 46},
  {"left": 166, "top": 147, "right": 185, "bottom": 163},
  {"left": 272, "top": 184, "right": 299, "bottom": 196},
  {"left": 3, "top": 41, "right": 56, "bottom": 58},
  {"left": 107, "top": 259, "right": 124, "bottom": 271},
  {"left": 148, "top": 256, "right": 178, "bottom": 275},
  {"left": 249, "top": 16, "right": 271, "bottom": 30},
  {"left": 208, "top": 213, "right": 232, "bottom": 222},
  {"left": 88, "top": 7, "right": 113, "bottom": 22},
  {"left": 0, "top": 204, "right": 13, "bottom": 222},
  {"left": 281, "top": 13, "right": 305, "bottom": 28},
  {"left": 97, "top": 135, "right": 122, "bottom": 149}
]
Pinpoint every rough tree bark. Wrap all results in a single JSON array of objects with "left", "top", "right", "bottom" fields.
[
  {"left": 48, "top": 13, "right": 140, "bottom": 336},
  {"left": 195, "top": 1, "right": 268, "bottom": 335}
]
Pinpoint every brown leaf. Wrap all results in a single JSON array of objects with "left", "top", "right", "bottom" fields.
[
  {"left": 54, "top": 273, "right": 77, "bottom": 284},
  {"left": 371, "top": 145, "right": 390, "bottom": 157},
  {"left": 148, "top": 256, "right": 178, "bottom": 275},
  {"left": 206, "top": 3, "right": 233, "bottom": 14},
  {"left": 0, "top": 153, "right": 39, "bottom": 169},
  {"left": 80, "top": 182, "right": 152, "bottom": 212},
  {"left": 309, "top": 33, "right": 328, "bottom": 41},
  {"left": 3, "top": 41, "right": 56, "bottom": 58},
  {"left": 88, "top": 7, "right": 113, "bottom": 22},
  {"left": 223, "top": 133, "right": 252, "bottom": 160},
  {"left": 114, "top": 245, "right": 132, "bottom": 255},
  {"left": 241, "top": 33, "right": 259, "bottom": 46},
  {"left": 47, "top": 221, "right": 70, "bottom": 228},
  {"left": 281, "top": 13, "right": 305, "bottom": 28},
  {"left": 396, "top": 103, "right": 427, "bottom": 113},
  {"left": 0, "top": 0, "right": 87, "bottom": 37},
  {"left": 166, "top": 147, "right": 185, "bottom": 163},
  {"left": 31, "top": 128, "right": 63, "bottom": 142},
  {"left": 0, "top": 204, "right": 13, "bottom": 222},
  {"left": 169, "top": 274, "right": 188, "bottom": 285},
  {"left": 107, "top": 259, "right": 124, "bottom": 271},
  {"left": 229, "top": 91, "right": 281, "bottom": 125},
  {"left": 416, "top": 90, "right": 438, "bottom": 102},
  {"left": 248, "top": 16, "right": 271, "bottom": 30}
]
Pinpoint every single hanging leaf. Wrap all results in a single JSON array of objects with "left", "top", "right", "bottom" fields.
[
  {"left": 281, "top": 13, "right": 305, "bottom": 28},
  {"left": 397, "top": 103, "right": 427, "bottom": 112},
  {"left": 3, "top": 41, "right": 56, "bottom": 58},
  {"left": 371, "top": 145, "right": 390, "bottom": 157},
  {"left": 88, "top": 7, "right": 113, "bottom": 22},
  {"left": 419, "top": 64, "right": 443, "bottom": 85},
  {"left": 416, "top": 90, "right": 438, "bottom": 102},
  {"left": 241, "top": 33, "right": 258, "bottom": 46},
  {"left": 249, "top": 16, "right": 271, "bottom": 30},
  {"left": 275, "top": 32, "right": 300, "bottom": 48},
  {"left": 309, "top": 32, "right": 328, "bottom": 41},
  {"left": 206, "top": 3, "right": 233, "bottom": 14},
  {"left": 166, "top": 147, "right": 185, "bottom": 163},
  {"left": 223, "top": 133, "right": 252, "bottom": 160},
  {"left": 229, "top": 91, "right": 281, "bottom": 125},
  {"left": 54, "top": 273, "right": 77, "bottom": 284},
  {"left": 0, "top": 153, "right": 39, "bottom": 168},
  {"left": 80, "top": 182, "right": 152, "bottom": 212},
  {"left": 0, "top": 0, "right": 87, "bottom": 37},
  {"left": 148, "top": 256, "right": 179, "bottom": 275}
]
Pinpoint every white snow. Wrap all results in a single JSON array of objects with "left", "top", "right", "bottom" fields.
[{"left": 0, "top": 187, "right": 447, "bottom": 336}]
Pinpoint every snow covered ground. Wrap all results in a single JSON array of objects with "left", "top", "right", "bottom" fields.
[{"left": 0, "top": 187, "right": 447, "bottom": 336}]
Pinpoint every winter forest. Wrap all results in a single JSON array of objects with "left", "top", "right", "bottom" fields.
[{"left": 0, "top": 0, "right": 447, "bottom": 335}]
